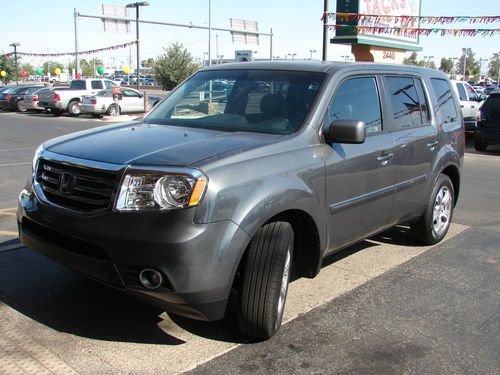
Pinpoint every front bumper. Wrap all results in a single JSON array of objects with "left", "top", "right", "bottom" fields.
[
  {"left": 474, "top": 127, "right": 500, "bottom": 144},
  {"left": 17, "top": 183, "right": 249, "bottom": 321}
]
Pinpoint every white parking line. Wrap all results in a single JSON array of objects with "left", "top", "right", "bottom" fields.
[
  {"left": 0, "top": 162, "right": 31, "bottom": 168},
  {"left": 0, "top": 147, "right": 35, "bottom": 152}
]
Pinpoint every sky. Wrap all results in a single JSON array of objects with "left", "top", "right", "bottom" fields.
[{"left": 1, "top": 0, "right": 499, "bottom": 72}]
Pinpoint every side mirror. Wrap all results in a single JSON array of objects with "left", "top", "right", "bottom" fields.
[
  {"left": 324, "top": 119, "right": 365, "bottom": 144},
  {"left": 479, "top": 94, "right": 487, "bottom": 101}
]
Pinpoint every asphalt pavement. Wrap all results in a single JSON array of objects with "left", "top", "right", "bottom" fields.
[{"left": 0, "top": 111, "right": 499, "bottom": 374}]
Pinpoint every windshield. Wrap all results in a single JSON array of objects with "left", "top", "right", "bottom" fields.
[{"left": 145, "top": 69, "right": 325, "bottom": 135}]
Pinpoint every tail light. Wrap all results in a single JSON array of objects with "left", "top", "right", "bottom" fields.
[
  {"left": 33, "top": 95, "right": 39, "bottom": 102},
  {"left": 5, "top": 94, "right": 11, "bottom": 101},
  {"left": 54, "top": 93, "right": 61, "bottom": 101},
  {"left": 91, "top": 99, "right": 97, "bottom": 104}
]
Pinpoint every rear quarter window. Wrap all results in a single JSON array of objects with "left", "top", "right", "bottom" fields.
[{"left": 431, "top": 79, "right": 458, "bottom": 124}]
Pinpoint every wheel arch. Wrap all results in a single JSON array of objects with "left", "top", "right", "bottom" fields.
[
  {"left": 441, "top": 163, "right": 460, "bottom": 207},
  {"left": 231, "top": 208, "right": 322, "bottom": 299}
]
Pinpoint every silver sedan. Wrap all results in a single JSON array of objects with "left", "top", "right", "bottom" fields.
[{"left": 80, "top": 88, "right": 146, "bottom": 117}]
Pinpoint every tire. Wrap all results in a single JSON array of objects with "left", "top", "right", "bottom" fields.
[
  {"left": 107, "top": 104, "right": 120, "bottom": 116},
  {"left": 17, "top": 99, "right": 26, "bottom": 112},
  {"left": 238, "top": 221, "right": 294, "bottom": 339},
  {"left": 473, "top": 133, "right": 488, "bottom": 151},
  {"left": 67, "top": 100, "right": 81, "bottom": 116},
  {"left": 411, "top": 174, "right": 454, "bottom": 245}
]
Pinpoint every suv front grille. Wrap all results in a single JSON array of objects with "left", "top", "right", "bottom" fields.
[{"left": 36, "top": 159, "right": 118, "bottom": 212}]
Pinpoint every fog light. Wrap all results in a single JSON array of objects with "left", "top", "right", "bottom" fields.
[{"left": 139, "top": 269, "right": 163, "bottom": 289}]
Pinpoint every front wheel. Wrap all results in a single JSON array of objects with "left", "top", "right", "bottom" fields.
[
  {"left": 238, "top": 221, "right": 294, "bottom": 339},
  {"left": 411, "top": 174, "right": 454, "bottom": 245}
]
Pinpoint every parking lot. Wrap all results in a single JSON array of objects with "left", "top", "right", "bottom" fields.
[{"left": 0, "top": 111, "right": 499, "bottom": 374}]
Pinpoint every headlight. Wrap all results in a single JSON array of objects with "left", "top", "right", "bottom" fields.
[
  {"left": 32, "top": 144, "right": 44, "bottom": 174},
  {"left": 115, "top": 172, "right": 207, "bottom": 211}
]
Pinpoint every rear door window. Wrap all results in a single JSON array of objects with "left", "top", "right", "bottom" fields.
[
  {"left": 385, "top": 76, "right": 424, "bottom": 129},
  {"left": 328, "top": 77, "right": 382, "bottom": 134},
  {"left": 91, "top": 81, "right": 104, "bottom": 90}
]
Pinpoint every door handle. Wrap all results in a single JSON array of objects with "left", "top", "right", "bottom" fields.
[
  {"left": 377, "top": 152, "right": 394, "bottom": 165},
  {"left": 427, "top": 140, "right": 439, "bottom": 150}
]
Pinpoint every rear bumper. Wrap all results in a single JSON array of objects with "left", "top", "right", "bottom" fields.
[
  {"left": 17, "top": 184, "right": 250, "bottom": 321},
  {"left": 39, "top": 101, "right": 63, "bottom": 110},
  {"left": 80, "top": 103, "right": 106, "bottom": 114}
]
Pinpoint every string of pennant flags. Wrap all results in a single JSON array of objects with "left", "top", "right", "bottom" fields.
[
  {"left": 330, "top": 25, "right": 500, "bottom": 37},
  {"left": 0, "top": 41, "right": 137, "bottom": 59},
  {"left": 328, "top": 13, "right": 500, "bottom": 25},
  {"left": 328, "top": 12, "right": 500, "bottom": 37}
]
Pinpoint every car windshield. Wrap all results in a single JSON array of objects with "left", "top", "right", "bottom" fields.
[{"left": 145, "top": 69, "right": 325, "bottom": 135}]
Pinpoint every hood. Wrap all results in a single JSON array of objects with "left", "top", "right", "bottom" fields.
[{"left": 45, "top": 121, "right": 280, "bottom": 166}]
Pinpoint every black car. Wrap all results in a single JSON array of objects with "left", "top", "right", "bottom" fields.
[
  {"left": 474, "top": 91, "right": 500, "bottom": 151},
  {"left": 0, "top": 85, "right": 43, "bottom": 112},
  {"left": 484, "top": 85, "right": 499, "bottom": 96}
]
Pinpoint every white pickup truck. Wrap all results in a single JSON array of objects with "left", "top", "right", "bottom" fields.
[{"left": 38, "top": 78, "right": 117, "bottom": 116}]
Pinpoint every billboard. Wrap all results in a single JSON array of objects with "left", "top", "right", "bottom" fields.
[{"left": 332, "top": 0, "right": 422, "bottom": 51}]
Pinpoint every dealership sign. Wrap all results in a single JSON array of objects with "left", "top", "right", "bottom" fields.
[{"left": 332, "top": 0, "right": 422, "bottom": 51}]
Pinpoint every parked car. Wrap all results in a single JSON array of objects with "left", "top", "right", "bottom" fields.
[
  {"left": 24, "top": 87, "right": 69, "bottom": 112},
  {"left": 0, "top": 85, "right": 44, "bottom": 112},
  {"left": 80, "top": 88, "right": 147, "bottom": 117},
  {"left": 38, "top": 78, "right": 117, "bottom": 116},
  {"left": 18, "top": 62, "right": 464, "bottom": 339},
  {"left": 451, "top": 80, "right": 484, "bottom": 132},
  {"left": 474, "top": 91, "right": 500, "bottom": 151},
  {"left": 484, "top": 85, "right": 499, "bottom": 96}
]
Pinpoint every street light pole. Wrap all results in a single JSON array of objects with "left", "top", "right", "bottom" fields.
[
  {"left": 208, "top": 0, "right": 212, "bottom": 66},
  {"left": 322, "top": 0, "right": 329, "bottom": 61},
  {"left": 9, "top": 42, "right": 21, "bottom": 85},
  {"left": 126, "top": 1, "right": 149, "bottom": 90},
  {"left": 462, "top": 48, "right": 469, "bottom": 81}
]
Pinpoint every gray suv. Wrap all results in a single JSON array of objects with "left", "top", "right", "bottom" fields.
[{"left": 18, "top": 62, "right": 464, "bottom": 338}]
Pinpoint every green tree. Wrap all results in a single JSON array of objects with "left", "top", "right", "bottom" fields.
[
  {"left": 79, "top": 58, "right": 103, "bottom": 77},
  {"left": 456, "top": 49, "right": 480, "bottom": 81},
  {"left": 20, "top": 62, "right": 35, "bottom": 76},
  {"left": 0, "top": 55, "right": 16, "bottom": 82},
  {"left": 488, "top": 52, "right": 499, "bottom": 81},
  {"left": 141, "top": 57, "right": 155, "bottom": 68},
  {"left": 42, "top": 61, "right": 64, "bottom": 76},
  {"left": 403, "top": 52, "right": 426, "bottom": 67},
  {"left": 153, "top": 43, "right": 200, "bottom": 90},
  {"left": 439, "top": 57, "right": 454, "bottom": 74},
  {"left": 403, "top": 52, "right": 419, "bottom": 66}
]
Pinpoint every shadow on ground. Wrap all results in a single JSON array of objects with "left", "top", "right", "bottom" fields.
[{"left": 0, "top": 226, "right": 425, "bottom": 345}]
